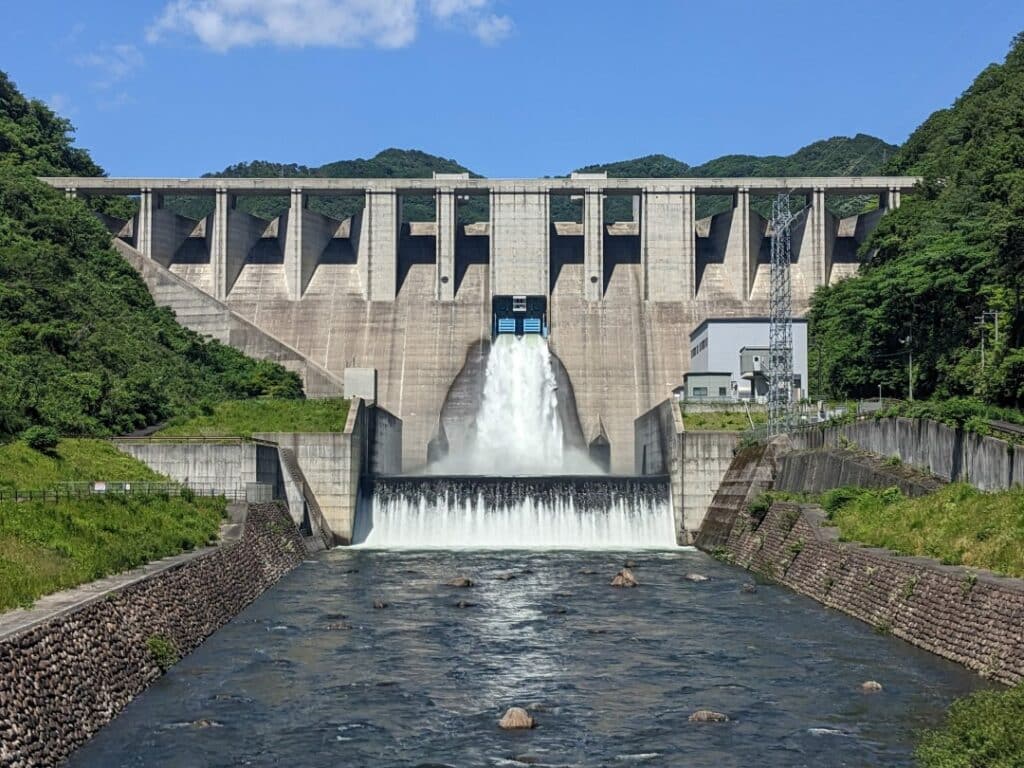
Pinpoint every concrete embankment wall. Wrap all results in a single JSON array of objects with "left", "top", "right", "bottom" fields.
[
  {"left": 634, "top": 400, "right": 740, "bottom": 544},
  {"left": 790, "top": 417, "right": 1022, "bottom": 491},
  {"left": 717, "top": 501, "right": 1024, "bottom": 685},
  {"left": 774, "top": 448, "right": 945, "bottom": 498},
  {"left": 115, "top": 401, "right": 403, "bottom": 546},
  {"left": 0, "top": 504, "right": 306, "bottom": 766}
]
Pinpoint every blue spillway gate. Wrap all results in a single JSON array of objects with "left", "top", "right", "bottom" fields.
[{"left": 492, "top": 295, "right": 547, "bottom": 338}]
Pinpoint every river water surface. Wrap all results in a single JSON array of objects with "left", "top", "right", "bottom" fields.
[{"left": 69, "top": 548, "right": 985, "bottom": 767}]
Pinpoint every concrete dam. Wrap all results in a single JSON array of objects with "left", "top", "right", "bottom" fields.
[{"left": 44, "top": 173, "right": 915, "bottom": 474}]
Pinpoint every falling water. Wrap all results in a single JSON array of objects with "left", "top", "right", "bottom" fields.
[
  {"left": 430, "top": 334, "right": 599, "bottom": 475},
  {"left": 356, "top": 334, "right": 674, "bottom": 548},
  {"left": 353, "top": 477, "right": 676, "bottom": 548}
]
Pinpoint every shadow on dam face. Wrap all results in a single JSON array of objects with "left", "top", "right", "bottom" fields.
[{"left": 426, "top": 337, "right": 593, "bottom": 471}]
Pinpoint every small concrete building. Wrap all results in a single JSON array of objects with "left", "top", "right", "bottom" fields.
[
  {"left": 682, "top": 372, "right": 734, "bottom": 401},
  {"left": 688, "top": 318, "right": 808, "bottom": 402}
]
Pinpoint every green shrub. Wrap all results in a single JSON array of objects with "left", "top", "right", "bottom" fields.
[
  {"left": 917, "top": 685, "right": 1024, "bottom": 768},
  {"left": 146, "top": 634, "right": 179, "bottom": 671},
  {"left": 21, "top": 426, "right": 59, "bottom": 454},
  {"left": 821, "top": 486, "right": 869, "bottom": 515}
]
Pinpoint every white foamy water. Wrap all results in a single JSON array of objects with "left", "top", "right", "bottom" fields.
[
  {"left": 355, "top": 334, "right": 675, "bottom": 549},
  {"left": 353, "top": 479, "right": 676, "bottom": 549},
  {"left": 430, "top": 334, "right": 600, "bottom": 475}
]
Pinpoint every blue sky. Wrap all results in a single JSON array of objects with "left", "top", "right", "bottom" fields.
[{"left": 4, "top": 1, "right": 1024, "bottom": 177}]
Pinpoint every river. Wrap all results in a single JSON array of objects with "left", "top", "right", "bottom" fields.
[{"left": 69, "top": 547, "right": 984, "bottom": 767}]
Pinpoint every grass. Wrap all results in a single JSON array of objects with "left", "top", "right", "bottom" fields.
[
  {"left": 0, "top": 493, "right": 224, "bottom": 611},
  {"left": 680, "top": 407, "right": 767, "bottom": 431},
  {"left": 0, "top": 439, "right": 166, "bottom": 492},
  {"left": 826, "top": 483, "right": 1024, "bottom": 577},
  {"left": 917, "top": 684, "right": 1024, "bottom": 767},
  {"left": 157, "top": 398, "right": 350, "bottom": 438}
]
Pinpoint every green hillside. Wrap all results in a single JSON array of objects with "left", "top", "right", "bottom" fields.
[
  {"left": 167, "top": 149, "right": 483, "bottom": 223},
  {"left": 174, "top": 135, "right": 894, "bottom": 226},
  {"left": 0, "top": 71, "right": 302, "bottom": 440},
  {"left": 575, "top": 134, "right": 896, "bottom": 220},
  {"left": 809, "top": 33, "right": 1024, "bottom": 407}
]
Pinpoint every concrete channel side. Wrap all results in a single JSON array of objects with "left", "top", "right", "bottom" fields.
[
  {"left": 694, "top": 424, "right": 1024, "bottom": 683},
  {"left": 789, "top": 417, "right": 1022, "bottom": 491},
  {"left": 0, "top": 504, "right": 307, "bottom": 767},
  {"left": 634, "top": 400, "right": 740, "bottom": 544},
  {"left": 717, "top": 501, "right": 1024, "bottom": 686},
  {"left": 115, "top": 400, "right": 404, "bottom": 547}
]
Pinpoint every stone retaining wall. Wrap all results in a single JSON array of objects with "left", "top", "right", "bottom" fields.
[
  {"left": 717, "top": 501, "right": 1024, "bottom": 685},
  {"left": 0, "top": 503, "right": 306, "bottom": 767}
]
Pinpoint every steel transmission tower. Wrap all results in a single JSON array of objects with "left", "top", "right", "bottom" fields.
[{"left": 768, "top": 193, "right": 795, "bottom": 435}]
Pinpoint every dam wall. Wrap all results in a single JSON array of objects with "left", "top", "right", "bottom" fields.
[{"left": 50, "top": 175, "right": 917, "bottom": 472}]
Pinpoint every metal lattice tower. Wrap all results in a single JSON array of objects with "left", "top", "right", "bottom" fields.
[{"left": 768, "top": 193, "right": 794, "bottom": 435}]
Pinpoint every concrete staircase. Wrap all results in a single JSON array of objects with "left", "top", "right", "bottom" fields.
[
  {"left": 278, "top": 447, "right": 333, "bottom": 550},
  {"left": 112, "top": 239, "right": 344, "bottom": 398},
  {"left": 694, "top": 441, "right": 779, "bottom": 550}
]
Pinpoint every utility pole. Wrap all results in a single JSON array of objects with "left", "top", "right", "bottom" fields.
[
  {"left": 900, "top": 334, "right": 913, "bottom": 401},
  {"left": 977, "top": 311, "right": 1003, "bottom": 371}
]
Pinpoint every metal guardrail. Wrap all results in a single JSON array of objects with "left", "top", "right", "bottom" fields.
[{"left": 0, "top": 482, "right": 248, "bottom": 504}]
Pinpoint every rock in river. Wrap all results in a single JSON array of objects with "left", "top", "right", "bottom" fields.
[
  {"left": 611, "top": 568, "right": 638, "bottom": 588},
  {"left": 688, "top": 710, "right": 729, "bottom": 723},
  {"left": 499, "top": 707, "right": 536, "bottom": 730}
]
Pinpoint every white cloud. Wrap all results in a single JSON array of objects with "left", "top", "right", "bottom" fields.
[
  {"left": 472, "top": 13, "right": 512, "bottom": 45},
  {"left": 75, "top": 44, "right": 144, "bottom": 90},
  {"left": 429, "top": 0, "right": 488, "bottom": 20},
  {"left": 147, "top": 0, "right": 511, "bottom": 51},
  {"left": 147, "top": 0, "right": 418, "bottom": 51}
]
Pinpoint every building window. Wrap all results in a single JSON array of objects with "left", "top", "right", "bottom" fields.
[
  {"left": 512, "top": 296, "right": 527, "bottom": 312},
  {"left": 692, "top": 386, "right": 708, "bottom": 397},
  {"left": 718, "top": 387, "right": 728, "bottom": 397}
]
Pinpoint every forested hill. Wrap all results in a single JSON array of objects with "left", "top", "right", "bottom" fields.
[
  {"left": 176, "top": 134, "right": 895, "bottom": 223},
  {"left": 810, "top": 33, "right": 1024, "bottom": 407},
  {"left": 0, "top": 71, "right": 301, "bottom": 440}
]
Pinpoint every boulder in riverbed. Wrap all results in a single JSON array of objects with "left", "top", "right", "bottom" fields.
[
  {"left": 684, "top": 573, "right": 709, "bottom": 582},
  {"left": 860, "top": 680, "right": 884, "bottom": 692},
  {"left": 499, "top": 707, "right": 536, "bottom": 729},
  {"left": 688, "top": 710, "right": 729, "bottom": 723},
  {"left": 446, "top": 576, "right": 474, "bottom": 588},
  {"left": 611, "top": 568, "right": 638, "bottom": 588}
]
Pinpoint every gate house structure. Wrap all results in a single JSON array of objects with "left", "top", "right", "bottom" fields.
[{"left": 43, "top": 173, "right": 916, "bottom": 472}]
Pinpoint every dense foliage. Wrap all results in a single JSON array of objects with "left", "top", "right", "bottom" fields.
[
  {"left": 916, "top": 684, "right": 1024, "bottom": 768},
  {"left": 810, "top": 34, "right": 1024, "bottom": 407},
  {"left": 0, "top": 71, "right": 302, "bottom": 440}
]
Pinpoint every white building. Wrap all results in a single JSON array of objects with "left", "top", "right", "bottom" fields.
[{"left": 688, "top": 318, "right": 809, "bottom": 402}]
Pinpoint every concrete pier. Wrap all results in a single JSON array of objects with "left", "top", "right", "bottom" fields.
[{"left": 44, "top": 174, "right": 917, "bottom": 472}]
